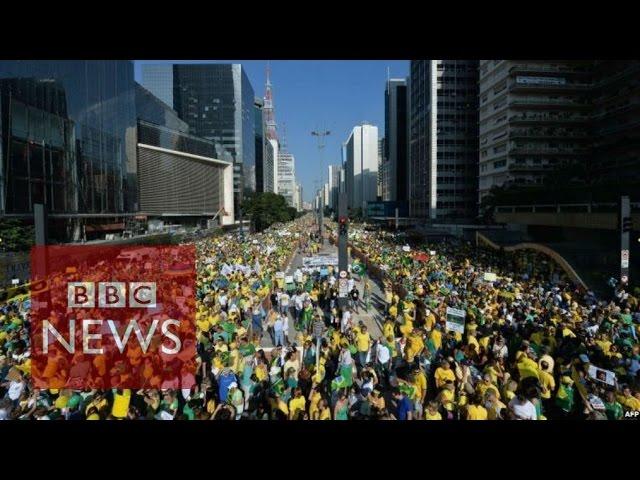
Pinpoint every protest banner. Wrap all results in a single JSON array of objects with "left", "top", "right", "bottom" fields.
[
  {"left": 445, "top": 306, "right": 466, "bottom": 333},
  {"left": 588, "top": 365, "right": 617, "bottom": 387},
  {"left": 483, "top": 272, "right": 497, "bottom": 282}
]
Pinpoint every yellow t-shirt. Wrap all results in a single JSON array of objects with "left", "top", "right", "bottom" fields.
[
  {"left": 356, "top": 332, "right": 371, "bottom": 352},
  {"left": 319, "top": 407, "right": 331, "bottom": 420},
  {"left": 435, "top": 367, "right": 455, "bottom": 389},
  {"left": 425, "top": 410, "right": 442, "bottom": 420},
  {"left": 111, "top": 390, "right": 131, "bottom": 419},
  {"left": 467, "top": 404, "right": 488, "bottom": 420},
  {"left": 289, "top": 396, "right": 306, "bottom": 419}
]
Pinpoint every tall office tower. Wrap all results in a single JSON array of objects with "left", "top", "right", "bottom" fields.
[
  {"left": 294, "top": 183, "right": 303, "bottom": 211},
  {"left": 344, "top": 123, "right": 379, "bottom": 212},
  {"left": 277, "top": 152, "right": 296, "bottom": 207},
  {"left": 378, "top": 137, "right": 385, "bottom": 199},
  {"left": 384, "top": 78, "right": 409, "bottom": 202},
  {"left": 323, "top": 182, "right": 330, "bottom": 207},
  {"left": 409, "top": 60, "right": 479, "bottom": 222},
  {"left": 141, "top": 64, "right": 173, "bottom": 108},
  {"left": 328, "top": 164, "right": 342, "bottom": 210},
  {"left": 478, "top": 60, "right": 591, "bottom": 203},
  {"left": 590, "top": 60, "right": 640, "bottom": 184},
  {"left": 0, "top": 60, "right": 137, "bottom": 241},
  {"left": 263, "top": 137, "right": 276, "bottom": 193},
  {"left": 141, "top": 63, "right": 255, "bottom": 215},
  {"left": 253, "top": 97, "right": 265, "bottom": 193}
]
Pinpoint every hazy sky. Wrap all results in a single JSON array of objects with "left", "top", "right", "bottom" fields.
[{"left": 134, "top": 60, "right": 410, "bottom": 202}]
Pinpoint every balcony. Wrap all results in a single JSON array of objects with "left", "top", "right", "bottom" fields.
[
  {"left": 508, "top": 129, "right": 589, "bottom": 140},
  {"left": 509, "top": 146, "right": 589, "bottom": 156},
  {"left": 509, "top": 63, "right": 590, "bottom": 76},
  {"left": 510, "top": 97, "right": 590, "bottom": 109},
  {"left": 509, "top": 81, "right": 591, "bottom": 94},
  {"left": 509, "top": 113, "right": 589, "bottom": 124}
]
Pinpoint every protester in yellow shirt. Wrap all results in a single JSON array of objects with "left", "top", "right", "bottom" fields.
[{"left": 435, "top": 360, "right": 456, "bottom": 389}]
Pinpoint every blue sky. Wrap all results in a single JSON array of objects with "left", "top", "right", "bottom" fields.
[{"left": 134, "top": 60, "right": 410, "bottom": 202}]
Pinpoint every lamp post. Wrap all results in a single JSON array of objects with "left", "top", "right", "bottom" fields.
[{"left": 311, "top": 129, "right": 331, "bottom": 242}]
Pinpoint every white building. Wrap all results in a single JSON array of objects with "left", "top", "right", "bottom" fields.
[
  {"left": 294, "top": 183, "right": 303, "bottom": 211},
  {"left": 277, "top": 152, "right": 296, "bottom": 207},
  {"left": 344, "top": 124, "right": 379, "bottom": 212},
  {"left": 265, "top": 138, "right": 279, "bottom": 193},
  {"left": 328, "top": 164, "right": 342, "bottom": 210}
]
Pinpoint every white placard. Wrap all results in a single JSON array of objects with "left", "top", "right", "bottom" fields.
[{"left": 445, "top": 306, "right": 466, "bottom": 334}]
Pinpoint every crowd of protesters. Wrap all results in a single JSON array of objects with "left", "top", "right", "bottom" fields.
[{"left": 1, "top": 214, "right": 639, "bottom": 420}]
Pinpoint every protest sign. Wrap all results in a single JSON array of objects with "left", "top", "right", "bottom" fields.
[
  {"left": 588, "top": 365, "right": 616, "bottom": 386},
  {"left": 445, "top": 307, "right": 466, "bottom": 333},
  {"left": 483, "top": 272, "right": 497, "bottom": 282}
]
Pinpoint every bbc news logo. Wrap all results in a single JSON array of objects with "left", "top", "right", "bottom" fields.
[{"left": 30, "top": 245, "right": 196, "bottom": 390}]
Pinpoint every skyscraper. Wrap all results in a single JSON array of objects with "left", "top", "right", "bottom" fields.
[
  {"left": 344, "top": 124, "right": 379, "bottom": 212},
  {"left": 254, "top": 97, "right": 265, "bottom": 193},
  {"left": 141, "top": 63, "right": 255, "bottom": 215},
  {"left": 277, "top": 152, "right": 296, "bottom": 207},
  {"left": 409, "top": 60, "right": 479, "bottom": 222},
  {"left": 328, "top": 164, "right": 342, "bottom": 210},
  {"left": 383, "top": 78, "right": 409, "bottom": 202},
  {"left": 478, "top": 60, "right": 591, "bottom": 203},
  {"left": 0, "top": 60, "right": 137, "bottom": 241}
]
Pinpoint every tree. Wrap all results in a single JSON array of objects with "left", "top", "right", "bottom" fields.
[
  {"left": 0, "top": 218, "right": 35, "bottom": 252},
  {"left": 241, "top": 192, "right": 297, "bottom": 232}
]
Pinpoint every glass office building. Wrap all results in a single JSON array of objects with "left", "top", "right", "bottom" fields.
[
  {"left": 141, "top": 63, "right": 255, "bottom": 214},
  {"left": 0, "top": 61, "right": 137, "bottom": 240}
]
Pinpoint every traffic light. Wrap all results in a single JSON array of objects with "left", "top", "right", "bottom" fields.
[
  {"left": 622, "top": 216, "right": 632, "bottom": 233},
  {"left": 339, "top": 216, "right": 348, "bottom": 236}
]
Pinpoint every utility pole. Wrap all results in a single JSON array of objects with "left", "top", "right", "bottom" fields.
[
  {"left": 337, "top": 191, "right": 349, "bottom": 309},
  {"left": 621, "top": 195, "right": 631, "bottom": 285},
  {"left": 311, "top": 128, "right": 331, "bottom": 242}
]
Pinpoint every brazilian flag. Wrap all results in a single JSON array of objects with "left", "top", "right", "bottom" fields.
[
  {"left": 352, "top": 262, "right": 366, "bottom": 275},
  {"left": 239, "top": 343, "right": 256, "bottom": 357},
  {"left": 398, "top": 383, "right": 416, "bottom": 399},
  {"left": 555, "top": 384, "right": 574, "bottom": 413}
]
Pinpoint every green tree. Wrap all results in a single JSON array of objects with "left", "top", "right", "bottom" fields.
[
  {"left": 0, "top": 219, "right": 35, "bottom": 252},
  {"left": 242, "top": 192, "right": 297, "bottom": 232}
]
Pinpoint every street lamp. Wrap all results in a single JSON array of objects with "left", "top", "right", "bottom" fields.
[{"left": 311, "top": 129, "right": 331, "bottom": 240}]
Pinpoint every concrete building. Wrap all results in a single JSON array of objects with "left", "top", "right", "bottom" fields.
[
  {"left": 140, "top": 63, "right": 255, "bottom": 217},
  {"left": 253, "top": 97, "right": 265, "bottom": 193},
  {"left": 294, "top": 183, "right": 303, "bottom": 212},
  {"left": 277, "top": 152, "right": 295, "bottom": 207},
  {"left": 344, "top": 123, "right": 379, "bottom": 213},
  {"left": 265, "top": 139, "right": 278, "bottom": 193},
  {"left": 136, "top": 120, "right": 234, "bottom": 226},
  {"left": 478, "top": 60, "right": 592, "bottom": 202},
  {"left": 328, "top": 164, "right": 342, "bottom": 210},
  {"left": 409, "top": 60, "right": 479, "bottom": 222},
  {"left": 323, "top": 182, "right": 330, "bottom": 207},
  {"left": 383, "top": 79, "right": 409, "bottom": 202}
]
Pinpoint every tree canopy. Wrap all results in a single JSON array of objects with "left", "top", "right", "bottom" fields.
[{"left": 241, "top": 192, "right": 298, "bottom": 232}]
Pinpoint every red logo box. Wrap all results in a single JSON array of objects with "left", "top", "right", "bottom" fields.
[{"left": 30, "top": 245, "right": 196, "bottom": 390}]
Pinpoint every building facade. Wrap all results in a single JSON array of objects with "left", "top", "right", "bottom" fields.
[
  {"left": 344, "top": 124, "right": 379, "bottom": 213},
  {"left": 253, "top": 97, "right": 264, "bottom": 193},
  {"left": 0, "top": 60, "right": 137, "bottom": 242},
  {"left": 328, "top": 164, "right": 342, "bottom": 210},
  {"left": 409, "top": 60, "right": 479, "bottom": 222},
  {"left": 478, "top": 60, "right": 592, "bottom": 202},
  {"left": 141, "top": 63, "right": 255, "bottom": 216},
  {"left": 277, "top": 152, "right": 295, "bottom": 207},
  {"left": 141, "top": 64, "right": 174, "bottom": 108},
  {"left": 590, "top": 60, "right": 640, "bottom": 185},
  {"left": 136, "top": 120, "right": 233, "bottom": 225},
  {"left": 383, "top": 79, "right": 409, "bottom": 202},
  {"left": 263, "top": 138, "right": 277, "bottom": 193}
]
